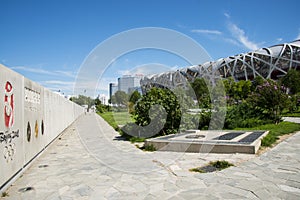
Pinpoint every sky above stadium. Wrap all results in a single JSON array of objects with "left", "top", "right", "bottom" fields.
[{"left": 1, "top": 0, "right": 300, "bottom": 97}]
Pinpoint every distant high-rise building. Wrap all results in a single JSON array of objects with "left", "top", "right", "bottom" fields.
[
  {"left": 118, "top": 75, "right": 143, "bottom": 93},
  {"left": 109, "top": 83, "right": 118, "bottom": 100},
  {"left": 97, "top": 94, "right": 108, "bottom": 105}
]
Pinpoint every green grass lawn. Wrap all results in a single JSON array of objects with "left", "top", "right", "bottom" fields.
[
  {"left": 282, "top": 107, "right": 300, "bottom": 117},
  {"left": 99, "top": 111, "right": 300, "bottom": 147},
  {"left": 282, "top": 112, "right": 300, "bottom": 117},
  {"left": 99, "top": 111, "right": 145, "bottom": 143},
  {"left": 235, "top": 121, "right": 300, "bottom": 147},
  {"left": 98, "top": 111, "right": 134, "bottom": 129}
]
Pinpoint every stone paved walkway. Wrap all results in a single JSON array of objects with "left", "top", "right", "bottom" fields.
[{"left": 2, "top": 113, "right": 300, "bottom": 199}]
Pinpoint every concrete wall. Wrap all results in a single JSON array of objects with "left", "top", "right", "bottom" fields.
[{"left": 0, "top": 64, "right": 84, "bottom": 190}]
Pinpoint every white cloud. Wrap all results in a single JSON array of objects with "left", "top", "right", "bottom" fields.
[
  {"left": 116, "top": 63, "right": 174, "bottom": 77},
  {"left": 117, "top": 70, "right": 131, "bottom": 76},
  {"left": 11, "top": 66, "right": 77, "bottom": 78},
  {"left": 227, "top": 23, "right": 259, "bottom": 50},
  {"left": 40, "top": 80, "right": 75, "bottom": 94},
  {"left": 277, "top": 38, "right": 283, "bottom": 42},
  {"left": 191, "top": 29, "right": 222, "bottom": 35},
  {"left": 11, "top": 66, "right": 56, "bottom": 75},
  {"left": 55, "top": 70, "right": 77, "bottom": 78},
  {"left": 43, "top": 80, "right": 74, "bottom": 85},
  {"left": 296, "top": 32, "right": 300, "bottom": 40},
  {"left": 224, "top": 12, "right": 230, "bottom": 19},
  {"left": 133, "top": 63, "right": 178, "bottom": 76},
  {"left": 223, "top": 38, "right": 240, "bottom": 46},
  {"left": 9, "top": 65, "right": 80, "bottom": 95}
]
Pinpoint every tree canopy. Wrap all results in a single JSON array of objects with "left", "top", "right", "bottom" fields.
[
  {"left": 280, "top": 69, "right": 300, "bottom": 94},
  {"left": 70, "top": 95, "right": 95, "bottom": 108},
  {"left": 111, "top": 91, "right": 128, "bottom": 106}
]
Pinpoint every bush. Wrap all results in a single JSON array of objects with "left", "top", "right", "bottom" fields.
[
  {"left": 224, "top": 102, "right": 268, "bottom": 129},
  {"left": 133, "top": 88, "right": 182, "bottom": 136},
  {"left": 144, "top": 144, "right": 156, "bottom": 151},
  {"left": 210, "top": 160, "right": 234, "bottom": 169},
  {"left": 198, "top": 111, "right": 211, "bottom": 130},
  {"left": 249, "top": 79, "right": 288, "bottom": 123}
]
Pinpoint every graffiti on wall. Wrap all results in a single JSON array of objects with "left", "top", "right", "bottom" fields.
[
  {"left": 24, "top": 87, "right": 44, "bottom": 141},
  {"left": 0, "top": 81, "right": 20, "bottom": 162},
  {"left": 24, "top": 87, "right": 40, "bottom": 113}
]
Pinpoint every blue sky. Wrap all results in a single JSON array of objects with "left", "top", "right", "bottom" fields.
[{"left": 1, "top": 0, "right": 300, "bottom": 97}]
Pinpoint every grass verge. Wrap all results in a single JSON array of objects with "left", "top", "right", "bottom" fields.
[
  {"left": 235, "top": 121, "right": 300, "bottom": 147},
  {"left": 98, "top": 112, "right": 145, "bottom": 143},
  {"left": 98, "top": 112, "right": 118, "bottom": 130},
  {"left": 98, "top": 111, "right": 134, "bottom": 128}
]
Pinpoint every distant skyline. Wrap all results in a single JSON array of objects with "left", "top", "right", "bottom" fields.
[{"left": 1, "top": 0, "right": 300, "bottom": 97}]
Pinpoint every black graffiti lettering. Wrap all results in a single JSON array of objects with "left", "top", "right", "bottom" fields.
[
  {"left": 0, "top": 130, "right": 20, "bottom": 143},
  {"left": 0, "top": 132, "right": 5, "bottom": 143}
]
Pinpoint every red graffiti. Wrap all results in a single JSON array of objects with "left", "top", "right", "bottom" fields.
[{"left": 4, "top": 82, "right": 14, "bottom": 128}]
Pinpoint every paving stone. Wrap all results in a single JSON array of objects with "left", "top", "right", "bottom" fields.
[
  {"left": 278, "top": 184, "right": 300, "bottom": 193},
  {"left": 276, "top": 191, "right": 300, "bottom": 200},
  {"left": 59, "top": 186, "right": 70, "bottom": 195},
  {"left": 219, "top": 192, "right": 247, "bottom": 199},
  {"left": 177, "top": 189, "right": 206, "bottom": 199},
  {"left": 1, "top": 114, "right": 300, "bottom": 199},
  {"left": 253, "top": 189, "right": 272, "bottom": 199},
  {"left": 143, "top": 194, "right": 157, "bottom": 200}
]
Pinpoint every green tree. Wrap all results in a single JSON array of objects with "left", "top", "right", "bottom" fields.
[
  {"left": 129, "top": 90, "right": 141, "bottom": 104},
  {"left": 223, "top": 77, "right": 236, "bottom": 105},
  {"left": 70, "top": 95, "right": 95, "bottom": 109},
  {"left": 251, "top": 76, "right": 264, "bottom": 91},
  {"left": 223, "top": 77, "right": 235, "bottom": 98},
  {"left": 249, "top": 79, "right": 288, "bottom": 123},
  {"left": 109, "top": 95, "right": 116, "bottom": 105},
  {"left": 190, "top": 78, "right": 210, "bottom": 108},
  {"left": 95, "top": 98, "right": 101, "bottom": 106},
  {"left": 113, "top": 91, "right": 128, "bottom": 106},
  {"left": 95, "top": 98, "right": 110, "bottom": 113},
  {"left": 234, "top": 80, "right": 252, "bottom": 100},
  {"left": 128, "top": 90, "right": 142, "bottom": 114},
  {"left": 223, "top": 78, "right": 252, "bottom": 104},
  {"left": 133, "top": 88, "right": 182, "bottom": 136},
  {"left": 280, "top": 69, "right": 300, "bottom": 94}
]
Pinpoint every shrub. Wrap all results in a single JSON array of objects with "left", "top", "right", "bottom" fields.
[
  {"left": 144, "top": 144, "right": 156, "bottom": 151},
  {"left": 249, "top": 79, "right": 288, "bottom": 123},
  {"left": 224, "top": 102, "right": 267, "bottom": 129},
  {"left": 133, "top": 88, "right": 182, "bottom": 136},
  {"left": 210, "top": 160, "right": 234, "bottom": 169}
]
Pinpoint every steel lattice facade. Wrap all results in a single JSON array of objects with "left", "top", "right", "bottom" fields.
[{"left": 141, "top": 40, "right": 300, "bottom": 91}]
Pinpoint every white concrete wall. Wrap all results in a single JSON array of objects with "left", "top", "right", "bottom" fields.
[{"left": 0, "top": 64, "right": 84, "bottom": 190}]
